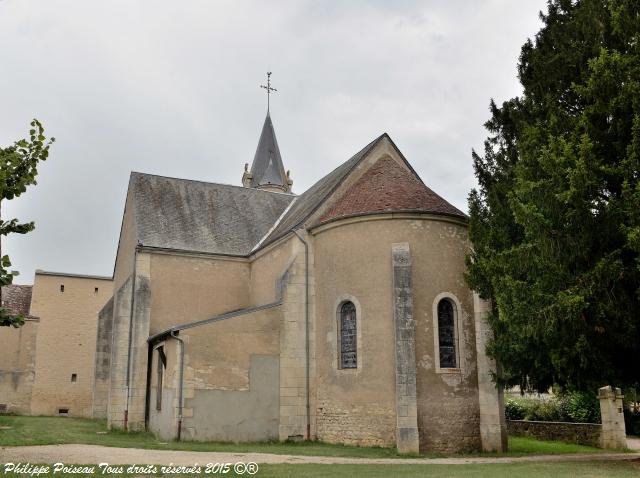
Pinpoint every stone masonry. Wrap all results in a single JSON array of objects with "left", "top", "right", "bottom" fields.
[
  {"left": 278, "top": 236, "right": 315, "bottom": 440},
  {"left": 126, "top": 253, "right": 152, "bottom": 431},
  {"left": 107, "top": 253, "right": 152, "bottom": 431},
  {"left": 92, "top": 297, "right": 114, "bottom": 418},
  {"left": 473, "top": 293, "right": 508, "bottom": 451},
  {"left": 107, "top": 277, "right": 133, "bottom": 429},
  {"left": 507, "top": 420, "right": 602, "bottom": 448},
  {"left": 598, "top": 386, "right": 627, "bottom": 449},
  {"left": 391, "top": 243, "right": 419, "bottom": 454}
]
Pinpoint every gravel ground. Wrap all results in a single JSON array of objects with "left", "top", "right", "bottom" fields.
[{"left": 0, "top": 444, "right": 638, "bottom": 466}]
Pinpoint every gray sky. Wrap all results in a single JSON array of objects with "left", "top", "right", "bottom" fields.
[{"left": 1, "top": 0, "right": 546, "bottom": 283}]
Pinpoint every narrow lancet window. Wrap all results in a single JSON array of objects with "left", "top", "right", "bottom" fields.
[
  {"left": 340, "top": 301, "right": 357, "bottom": 369},
  {"left": 437, "top": 299, "right": 457, "bottom": 368},
  {"left": 156, "top": 347, "right": 166, "bottom": 411}
]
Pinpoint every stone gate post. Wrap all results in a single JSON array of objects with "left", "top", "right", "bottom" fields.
[{"left": 598, "top": 386, "right": 627, "bottom": 449}]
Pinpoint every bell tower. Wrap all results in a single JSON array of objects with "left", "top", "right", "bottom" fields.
[{"left": 242, "top": 73, "right": 293, "bottom": 193}]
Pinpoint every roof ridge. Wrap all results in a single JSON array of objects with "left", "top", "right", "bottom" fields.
[
  {"left": 128, "top": 132, "right": 390, "bottom": 198},
  {"left": 250, "top": 196, "right": 299, "bottom": 254},
  {"left": 130, "top": 170, "right": 295, "bottom": 256},
  {"left": 130, "top": 171, "right": 295, "bottom": 197},
  {"left": 311, "top": 133, "right": 387, "bottom": 181},
  {"left": 35, "top": 270, "right": 113, "bottom": 280},
  {"left": 252, "top": 133, "right": 388, "bottom": 251}
]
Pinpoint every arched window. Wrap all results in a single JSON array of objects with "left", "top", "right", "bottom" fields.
[
  {"left": 437, "top": 299, "right": 457, "bottom": 368},
  {"left": 339, "top": 301, "right": 357, "bottom": 369}
]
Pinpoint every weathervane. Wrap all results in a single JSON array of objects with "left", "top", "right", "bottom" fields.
[{"left": 260, "top": 72, "right": 277, "bottom": 113}]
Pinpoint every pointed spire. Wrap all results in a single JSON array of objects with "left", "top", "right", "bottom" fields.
[{"left": 243, "top": 112, "right": 292, "bottom": 193}]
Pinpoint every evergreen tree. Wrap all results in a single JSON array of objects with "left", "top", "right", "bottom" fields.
[
  {"left": 0, "top": 120, "right": 54, "bottom": 327},
  {"left": 468, "top": 0, "right": 640, "bottom": 392}
]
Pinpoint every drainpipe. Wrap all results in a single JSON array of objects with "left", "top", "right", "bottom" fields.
[
  {"left": 171, "top": 330, "right": 185, "bottom": 441},
  {"left": 144, "top": 341, "right": 153, "bottom": 428},
  {"left": 124, "top": 247, "right": 138, "bottom": 430},
  {"left": 293, "top": 230, "right": 311, "bottom": 441}
]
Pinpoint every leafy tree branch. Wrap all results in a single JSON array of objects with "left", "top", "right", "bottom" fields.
[{"left": 0, "top": 119, "right": 55, "bottom": 327}]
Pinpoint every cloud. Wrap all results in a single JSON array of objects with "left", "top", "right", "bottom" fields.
[{"left": 0, "top": 0, "right": 546, "bottom": 282}]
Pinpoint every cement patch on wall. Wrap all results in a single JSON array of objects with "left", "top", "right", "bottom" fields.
[
  {"left": 182, "top": 354, "right": 279, "bottom": 442},
  {"left": 149, "top": 388, "right": 177, "bottom": 440}
]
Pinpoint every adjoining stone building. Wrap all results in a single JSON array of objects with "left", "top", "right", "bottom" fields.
[
  {"left": 0, "top": 271, "right": 112, "bottom": 416},
  {"left": 97, "top": 111, "right": 508, "bottom": 453},
  {"left": 0, "top": 285, "right": 37, "bottom": 415}
]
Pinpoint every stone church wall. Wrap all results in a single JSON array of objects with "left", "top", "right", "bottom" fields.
[
  {"left": 311, "top": 217, "right": 482, "bottom": 452},
  {"left": 409, "top": 220, "right": 482, "bottom": 453},
  {"left": 313, "top": 220, "right": 399, "bottom": 448},
  {"left": 148, "top": 254, "right": 251, "bottom": 334},
  {"left": 106, "top": 253, "right": 151, "bottom": 432},
  {"left": 106, "top": 188, "right": 141, "bottom": 428},
  {"left": 106, "top": 276, "right": 134, "bottom": 429},
  {"left": 0, "top": 319, "right": 38, "bottom": 415},
  {"left": 275, "top": 239, "right": 316, "bottom": 441},
  {"left": 148, "top": 306, "right": 281, "bottom": 442},
  {"left": 249, "top": 237, "right": 296, "bottom": 306},
  {"left": 148, "top": 338, "right": 180, "bottom": 440}
]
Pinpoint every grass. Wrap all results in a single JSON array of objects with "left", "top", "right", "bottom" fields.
[
  {"left": 1, "top": 416, "right": 637, "bottom": 478},
  {"left": 0, "top": 416, "right": 402, "bottom": 458},
  {"left": 1, "top": 462, "right": 640, "bottom": 478},
  {"left": 0, "top": 415, "right": 611, "bottom": 458}
]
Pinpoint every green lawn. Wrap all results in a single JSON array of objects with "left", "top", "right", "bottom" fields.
[
  {"left": 1, "top": 462, "right": 640, "bottom": 478},
  {"left": 1, "top": 416, "right": 637, "bottom": 477},
  {"left": 0, "top": 416, "right": 402, "bottom": 458},
  {"left": 500, "top": 436, "right": 603, "bottom": 455},
  {"left": 0, "top": 415, "right": 608, "bottom": 458}
]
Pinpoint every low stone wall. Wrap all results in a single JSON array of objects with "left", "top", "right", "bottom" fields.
[{"left": 507, "top": 420, "right": 602, "bottom": 448}]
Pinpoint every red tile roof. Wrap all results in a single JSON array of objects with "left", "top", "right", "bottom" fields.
[
  {"left": 1, "top": 284, "right": 33, "bottom": 317},
  {"left": 318, "top": 157, "right": 465, "bottom": 224}
]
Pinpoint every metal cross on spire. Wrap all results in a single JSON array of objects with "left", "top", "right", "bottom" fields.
[{"left": 260, "top": 72, "right": 277, "bottom": 113}]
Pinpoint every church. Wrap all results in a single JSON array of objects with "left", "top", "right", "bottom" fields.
[{"left": 90, "top": 92, "right": 507, "bottom": 453}]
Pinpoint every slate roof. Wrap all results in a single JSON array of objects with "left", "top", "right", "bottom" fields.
[
  {"left": 130, "top": 173, "right": 294, "bottom": 256},
  {"left": 249, "top": 113, "right": 288, "bottom": 189},
  {"left": 1, "top": 284, "right": 33, "bottom": 317},
  {"left": 127, "top": 133, "right": 465, "bottom": 257}
]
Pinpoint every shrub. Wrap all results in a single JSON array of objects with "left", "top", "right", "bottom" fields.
[
  {"left": 504, "top": 392, "right": 601, "bottom": 423},
  {"left": 505, "top": 397, "right": 526, "bottom": 420},
  {"left": 625, "top": 410, "right": 640, "bottom": 436},
  {"left": 559, "top": 392, "right": 601, "bottom": 424},
  {"left": 524, "top": 399, "right": 563, "bottom": 422}
]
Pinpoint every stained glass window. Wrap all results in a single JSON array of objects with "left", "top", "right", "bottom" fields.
[
  {"left": 438, "top": 299, "right": 457, "bottom": 368},
  {"left": 340, "top": 301, "right": 357, "bottom": 369}
]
